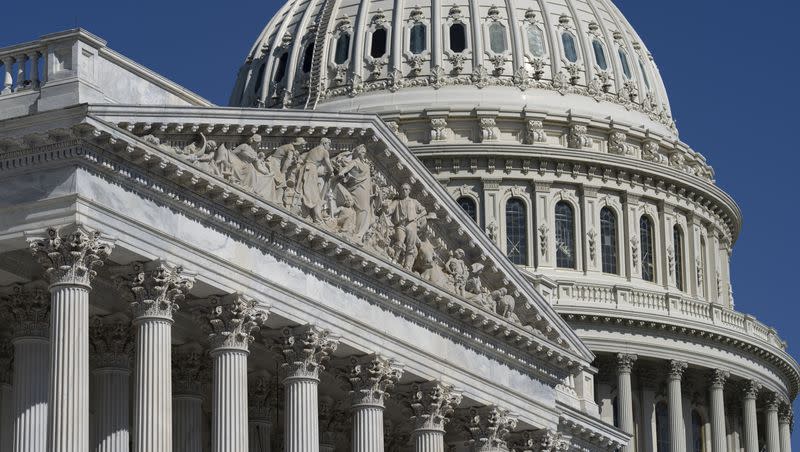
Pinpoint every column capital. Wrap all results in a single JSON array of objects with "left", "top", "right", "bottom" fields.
[
  {"left": 513, "top": 429, "right": 570, "bottom": 452},
  {"left": 779, "top": 404, "right": 793, "bottom": 425},
  {"left": 112, "top": 260, "right": 194, "bottom": 322},
  {"left": 742, "top": 380, "right": 762, "bottom": 400},
  {"left": 248, "top": 372, "right": 274, "bottom": 421},
  {"left": 708, "top": 369, "right": 729, "bottom": 389},
  {"left": 276, "top": 325, "right": 339, "bottom": 380},
  {"left": 2, "top": 283, "right": 50, "bottom": 339},
  {"left": 407, "top": 381, "right": 463, "bottom": 432},
  {"left": 345, "top": 354, "right": 403, "bottom": 407},
  {"left": 667, "top": 360, "right": 688, "bottom": 380},
  {"left": 196, "top": 294, "right": 267, "bottom": 353},
  {"left": 173, "top": 342, "right": 208, "bottom": 396},
  {"left": 27, "top": 226, "right": 114, "bottom": 288},
  {"left": 0, "top": 341, "right": 11, "bottom": 384},
  {"left": 765, "top": 393, "right": 782, "bottom": 412},
  {"left": 463, "top": 405, "right": 519, "bottom": 450},
  {"left": 616, "top": 353, "right": 638, "bottom": 374},
  {"left": 89, "top": 313, "right": 133, "bottom": 370}
]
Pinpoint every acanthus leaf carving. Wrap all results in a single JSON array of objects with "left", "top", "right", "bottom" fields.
[
  {"left": 276, "top": 325, "right": 339, "bottom": 379},
  {"left": 28, "top": 226, "right": 114, "bottom": 287},
  {"left": 112, "top": 260, "right": 195, "bottom": 321},
  {"left": 196, "top": 294, "right": 267, "bottom": 352}
]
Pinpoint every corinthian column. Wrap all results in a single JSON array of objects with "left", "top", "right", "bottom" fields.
[
  {"left": 172, "top": 344, "right": 206, "bottom": 452},
  {"left": 765, "top": 394, "right": 781, "bottom": 452},
  {"left": 465, "top": 406, "right": 518, "bottom": 452},
  {"left": 708, "top": 369, "right": 729, "bottom": 452},
  {"left": 198, "top": 295, "right": 266, "bottom": 452},
  {"left": 248, "top": 374, "right": 273, "bottom": 452},
  {"left": 742, "top": 380, "right": 761, "bottom": 452},
  {"left": 29, "top": 226, "right": 113, "bottom": 452},
  {"left": 346, "top": 355, "right": 403, "bottom": 452},
  {"left": 778, "top": 404, "right": 792, "bottom": 452},
  {"left": 113, "top": 260, "right": 194, "bottom": 452},
  {"left": 0, "top": 342, "right": 13, "bottom": 452},
  {"left": 277, "top": 325, "right": 339, "bottom": 452},
  {"left": 408, "top": 381, "right": 462, "bottom": 452},
  {"left": 616, "top": 353, "right": 637, "bottom": 452},
  {"left": 89, "top": 314, "right": 133, "bottom": 452},
  {"left": 667, "top": 361, "right": 687, "bottom": 452},
  {"left": 6, "top": 284, "right": 50, "bottom": 452}
]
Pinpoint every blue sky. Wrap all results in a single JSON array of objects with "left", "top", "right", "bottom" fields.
[{"left": 3, "top": 0, "right": 799, "bottom": 442}]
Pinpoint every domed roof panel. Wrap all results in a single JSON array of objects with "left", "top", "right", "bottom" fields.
[{"left": 232, "top": 0, "right": 676, "bottom": 137}]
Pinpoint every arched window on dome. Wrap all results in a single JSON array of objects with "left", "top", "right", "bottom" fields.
[
  {"left": 655, "top": 402, "right": 670, "bottom": 452},
  {"left": 592, "top": 40, "right": 608, "bottom": 70},
  {"left": 273, "top": 52, "right": 289, "bottom": 83},
  {"left": 334, "top": 32, "right": 351, "bottom": 64},
  {"left": 457, "top": 197, "right": 477, "bottom": 222},
  {"left": 370, "top": 28, "right": 388, "bottom": 58},
  {"left": 700, "top": 236, "right": 708, "bottom": 298},
  {"left": 618, "top": 48, "right": 632, "bottom": 79},
  {"left": 639, "top": 58, "right": 651, "bottom": 90},
  {"left": 600, "top": 207, "right": 618, "bottom": 274},
  {"left": 252, "top": 63, "right": 267, "bottom": 99},
  {"left": 410, "top": 23, "right": 427, "bottom": 54},
  {"left": 555, "top": 202, "right": 575, "bottom": 269},
  {"left": 506, "top": 198, "right": 528, "bottom": 265},
  {"left": 489, "top": 22, "right": 508, "bottom": 53},
  {"left": 562, "top": 32, "right": 578, "bottom": 63},
  {"left": 526, "top": 27, "right": 546, "bottom": 57},
  {"left": 640, "top": 215, "right": 656, "bottom": 282},
  {"left": 449, "top": 23, "right": 467, "bottom": 53},
  {"left": 692, "top": 411, "right": 706, "bottom": 452},
  {"left": 301, "top": 43, "right": 315, "bottom": 73},
  {"left": 673, "top": 226, "right": 685, "bottom": 291}
]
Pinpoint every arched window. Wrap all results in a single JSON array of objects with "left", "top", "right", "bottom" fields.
[
  {"left": 673, "top": 226, "right": 685, "bottom": 291},
  {"left": 273, "top": 53, "right": 289, "bottom": 82},
  {"left": 506, "top": 198, "right": 528, "bottom": 265},
  {"left": 692, "top": 411, "right": 706, "bottom": 452},
  {"left": 555, "top": 202, "right": 575, "bottom": 269},
  {"left": 449, "top": 23, "right": 467, "bottom": 53},
  {"left": 600, "top": 207, "right": 618, "bottom": 274},
  {"left": 457, "top": 197, "right": 477, "bottom": 222},
  {"left": 334, "top": 33, "right": 351, "bottom": 64},
  {"left": 370, "top": 28, "right": 388, "bottom": 58},
  {"left": 489, "top": 22, "right": 507, "bottom": 53},
  {"left": 592, "top": 40, "right": 608, "bottom": 70},
  {"left": 301, "top": 43, "right": 315, "bottom": 73},
  {"left": 618, "top": 48, "right": 632, "bottom": 79},
  {"left": 655, "top": 402, "right": 670, "bottom": 452},
  {"left": 252, "top": 63, "right": 267, "bottom": 97},
  {"left": 410, "top": 23, "right": 426, "bottom": 54},
  {"left": 562, "top": 33, "right": 578, "bottom": 62},
  {"left": 639, "top": 59, "right": 651, "bottom": 90},
  {"left": 700, "top": 236, "right": 708, "bottom": 297},
  {"left": 527, "top": 27, "right": 546, "bottom": 57},
  {"left": 640, "top": 216, "right": 655, "bottom": 282}
]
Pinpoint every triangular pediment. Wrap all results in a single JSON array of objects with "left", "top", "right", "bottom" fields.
[{"left": 0, "top": 104, "right": 594, "bottom": 370}]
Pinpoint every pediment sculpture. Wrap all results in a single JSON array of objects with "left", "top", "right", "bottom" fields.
[{"left": 137, "top": 132, "right": 521, "bottom": 325}]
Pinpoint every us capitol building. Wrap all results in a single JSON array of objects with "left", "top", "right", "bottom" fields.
[{"left": 0, "top": 0, "right": 796, "bottom": 451}]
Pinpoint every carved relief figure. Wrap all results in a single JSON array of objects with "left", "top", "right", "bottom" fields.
[
  {"left": 384, "top": 183, "right": 430, "bottom": 270},
  {"left": 446, "top": 249, "right": 469, "bottom": 296},
  {"left": 334, "top": 144, "right": 373, "bottom": 242},
  {"left": 296, "top": 138, "right": 334, "bottom": 223},
  {"left": 269, "top": 137, "right": 305, "bottom": 206}
]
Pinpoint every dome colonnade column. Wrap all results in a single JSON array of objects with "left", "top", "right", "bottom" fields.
[
  {"left": 667, "top": 360, "right": 687, "bottom": 452},
  {"left": 616, "top": 353, "right": 637, "bottom": 452},
  {"left": 708, "top": 369, "right": 729, "bottom": 452},
  {"left": 742, "top": 380, "right": 761, "bottom": 452},
  {"left": 28, "top": 226, "right": 114, "bottom": 452}
]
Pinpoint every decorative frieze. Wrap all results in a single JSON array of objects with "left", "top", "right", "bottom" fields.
[{"left": 28, "top": 226, "right": 114, "bottom": 287}]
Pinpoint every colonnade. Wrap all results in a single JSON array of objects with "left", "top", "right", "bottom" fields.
[{"left": 610, "top": 353, "right": 793, "bottom": 452}]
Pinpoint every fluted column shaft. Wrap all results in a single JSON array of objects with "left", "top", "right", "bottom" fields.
[
  {"left": 708, "top": 371, "right": 728, "bottom": 452},
  {"left": 414, "top": 429, "right": 444, "bottom": 452},
  {"left": 667, "top": 362, "right": 686, "bottom": 452},
  {"left": 48, "top": 285, "right": 90, "bottom": 452},
  {"left": 212, "top": 349, "right": 249, "bottom": 452},
  {"left": 92, "top": 368, "right": 130, "bottom": 452},
  {"left": 173, "top": 396, "right": 203, "bottom": 452},
  {"left": 12, "top": 337, "right": 49, "bottom": 452},
  {"left": 616, "top": 354, "right": 636, "bottom": 452},
  {"left": 352, "top": 404, "right": 384, "bottom": 452},
  {"left": 766, "top": 400, "right": 780, "bottom": 452},
  {"left": 248, "top": 419, "right": 271, "bottom": 452},
  {"left": 778, "top": 417, "right": 791, "bottom": 452},
  {"left": 284, "top": 376, "right": 319, "bottom": 452},
  {"left": 1, "top": 382, "right": 12, "bottom": 452},
  {"left": 133, "top": 318, "right": 173, "bottom": 452},
  {"left": 742, "top": 393, "right": 759, "bottom": 452}
]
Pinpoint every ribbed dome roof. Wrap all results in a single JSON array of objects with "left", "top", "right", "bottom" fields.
[{"left": 231, "top": 0, "right": 676, "bottom": 137}]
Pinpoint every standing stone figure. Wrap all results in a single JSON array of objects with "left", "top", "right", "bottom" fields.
[
  {"left": 446, "top": 249, "right": 469, "bottom": 296},
  {"left": 384, "top": 183, "right": 428, "bottom": 270},
  {"left": 296, "top": 138, "right": 334, "bottom": 223},
  {"left": 336, "top": 144, "right": 373, "bottom": 242},
  {"left": 269, "top": 137, "right": 305, "bottom": 206}
]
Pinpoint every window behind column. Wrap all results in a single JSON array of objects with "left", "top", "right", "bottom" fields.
[
  {"left": 674, "top": 226, "right": 685, "bottom": 291},
  {"left": 600, "top": 207, "right": 618, "bottom": 274},
  {"left": 656, "top": 401, "right": 670, "bottom": 452},
  {"left": 505, "top": 198, "right": 528, "bottom": 265},
  {"left": 691, "top": 411, "right": 706, "bottom": 452},
  {"left": 555, "top": 202, "right": 575, "bottom": 269},
  {"left": 640, "top": 215, "right": 656, "bottom": 282}
]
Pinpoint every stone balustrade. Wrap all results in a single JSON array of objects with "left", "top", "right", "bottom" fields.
[{"left": 0, "top": 42, "right": 45, "bottom": 95}]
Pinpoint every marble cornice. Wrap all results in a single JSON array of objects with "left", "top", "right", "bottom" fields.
[
  {"left": 557, "top": 402, "right": 628, "bottom": 451},
  {"left": 0, "top": 114, "right": 592, "bottom": 383}
]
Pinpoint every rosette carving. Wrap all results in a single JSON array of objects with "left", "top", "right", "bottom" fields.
[
  {"left": 346, "top": 354, "right": 403, "bottom": 407},
  {"left": 90, "top": 313, "right": 133, "bottom": 369},
  {"left": 276, "top": 325, "right": 339, "bottom": 379},
  {"left": 197, "top": 294, "right": 267, "bottom": 352},
  {"left": 28, "top": 226, "right": 113, "bottom": 287},
  {"left": 113, "top": 260, "right": 194, "bottom": 321},
  {"left": 408, "top": 381, "right": 462, "bottom": 431}
]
